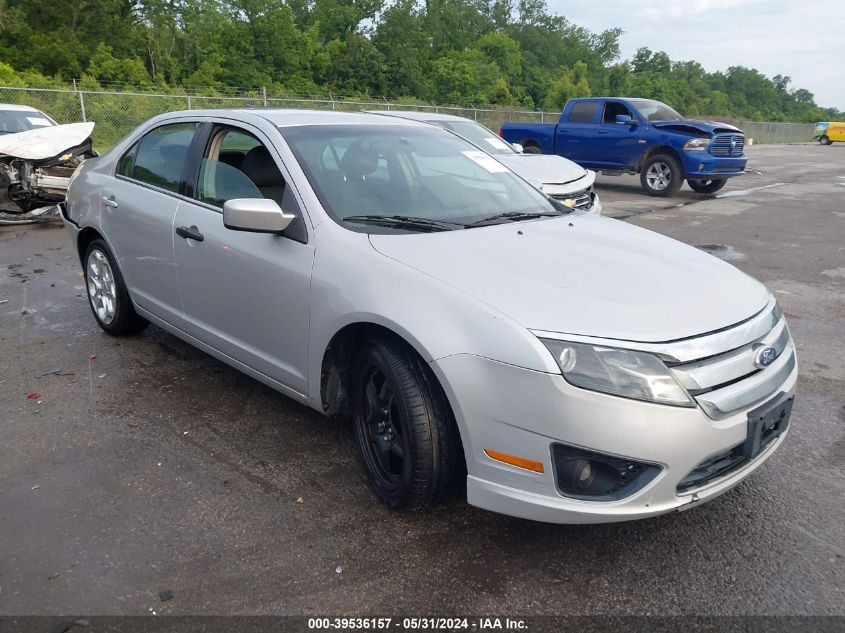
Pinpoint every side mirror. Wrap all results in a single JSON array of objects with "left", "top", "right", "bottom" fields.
[
  {"left": 616, "top": 114, "right": 636, "bottom": 125},
  {"left": 223, "top": 198, "right": 295, "bottom": 234},
  {"left": 511, "top": 142, "right": 524, "bottom": 154}
]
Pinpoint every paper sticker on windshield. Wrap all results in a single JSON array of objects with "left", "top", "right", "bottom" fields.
[
  {"left": 484, "top": 137, "right": 511, "bottom": 151},
  {"left": 26, "top": 117, "right": 52, "bottom": 127},
  {"left": 462, "top": 150, "right": 509, "bottom": 173}
]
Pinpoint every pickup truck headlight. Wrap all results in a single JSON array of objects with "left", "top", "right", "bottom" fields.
[
  {"left": 683, "top": 138, "right": 710, "bottom": 151},
  {"left": 540, "top": 340, "right": 695, "bottom": 407}
]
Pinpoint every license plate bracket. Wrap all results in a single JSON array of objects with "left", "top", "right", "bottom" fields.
[{"left": 742, "top": 392, "right": 794, "bottom": 459}]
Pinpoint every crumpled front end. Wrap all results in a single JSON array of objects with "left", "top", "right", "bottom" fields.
[{"left": 0, "top": 122, "right": 96, "bottom": 217}]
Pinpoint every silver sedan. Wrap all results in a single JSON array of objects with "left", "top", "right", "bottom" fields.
[{"left": 61, "top": 109, "right": 796, "bottom": 523}]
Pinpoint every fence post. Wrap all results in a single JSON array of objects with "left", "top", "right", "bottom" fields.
[
  {"left": 541, "top": 112, "right": 544, "bottom": 123},
  {"left": 329, "top": 92, "right": 335, "bottom": 110},
  {"left": 472, "top": 106, "right": 477, "bottom": 121},
  {"left": 383, "top": 96, "right": 390, "bottom": 110},
  {"left": 262, "top": 86, "right": 267, "bottom": 107},
  {"left": 75, "top": 83, "right": 87, "bottom": 123},
  {"left": 186, "top": 95, "right": 192, "bottom": 109}
]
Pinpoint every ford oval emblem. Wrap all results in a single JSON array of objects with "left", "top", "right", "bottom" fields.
[{"left": 754, "top": 346, "right": 778, "bottom": 368}]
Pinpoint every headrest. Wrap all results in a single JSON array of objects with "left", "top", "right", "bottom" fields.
[
  {"left": 340, "top": 140, "right": 379, "bottom": 180},
  {"left": 240, "top": 145, "right": 283, "bottom": 188}
]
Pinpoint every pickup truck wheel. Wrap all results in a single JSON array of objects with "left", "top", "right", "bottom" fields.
[
  {"left": 688, "top": 178, "right": 728, "bottom": 194},
  {"left": 83, "top": 239, "right": 149, "bottom": 336},
  {"left": 641, "top": 154, "right": 682, "bottom": 197},
  {"left": 522, "top": 143, "right": 542, "bottom": 154},
  {"left": 819, "top": 135, "right": 832, "bottom": 145},
  {"left": 351, "top": 335, "right": 461, "bottom": 512}
]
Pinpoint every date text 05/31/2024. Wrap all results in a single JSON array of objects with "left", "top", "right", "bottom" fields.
[{"left": 307, "top": 617, "right": 528, "bottom": 630}]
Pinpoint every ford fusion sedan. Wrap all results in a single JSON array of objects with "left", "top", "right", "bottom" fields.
[
  {"left": 61, "top": 109, "right": 796, "bottom": 523},
  {"left": 368, "top": 110, "right": 600, "bottom": 214}
]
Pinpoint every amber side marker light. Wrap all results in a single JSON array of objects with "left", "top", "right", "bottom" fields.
[{"left": 484, "top": 449, "right": 545, "bottom": 473}]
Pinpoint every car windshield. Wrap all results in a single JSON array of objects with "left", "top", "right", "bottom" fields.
[
  {"left": 431, "top": 120, "right": 516, "bottom": 155},
  {"left": 629, "top": 99, "right": 684, "bottom": 122},
  {"left": 281, "top": 124, "right": 564, "bottom": 231},
  {"left": 0, "top": 109, "right": 55, "bottom": 134}
]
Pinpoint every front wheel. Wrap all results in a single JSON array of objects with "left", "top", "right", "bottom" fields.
[
  {"left": 351, "top": 335, "right": 462, "bottom": 511},
  {"left": 522, "top": 143, "right": 542, "bottom": 154},
  {"left": 640, "top": 154, "right": 682, "bottom": 197},
  {"left": 819, "top": 135, "right": 832, "bottom": 145},
  {"left": 688, "top": 178, "right": 728, "bottom": 194}
]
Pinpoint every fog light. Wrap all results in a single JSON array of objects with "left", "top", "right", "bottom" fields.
[{"left": 552, "top": 444, "right": 661, "bottom": 501}]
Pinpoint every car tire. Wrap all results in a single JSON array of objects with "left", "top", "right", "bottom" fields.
[
  {"left": 83, "top": 239, "right": 149, "bottom": 336},
  {"left": 351, "top": 334, "right": 462, "bottom": 512},
  {"left": 522, "top": 143, "right": 542, "bottom": 154},
  {"left": 687, "top": 178, "right": 728, "bottom": 194},
  {"left": 640, "top": 153, "right": 682, "bottom": 197},
  {"left": 819, "top": 135, "right": 832, "bottom": 145}
]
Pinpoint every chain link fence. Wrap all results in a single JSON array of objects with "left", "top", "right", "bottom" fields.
[{"left": 0, "top": 85, "right": 817, "bottom": 150}]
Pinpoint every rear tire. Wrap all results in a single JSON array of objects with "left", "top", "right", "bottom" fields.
[
  {"left": 688, "top": 178, "right": 728, "bottom": 194},
  {"left": 83, "top": 239, "right": 149, "bottom": 336},
  {"left": 640, "top": 154, "right": 682, "bottom": 197},
  {"left": 351, "top": 334, "right": 462, "bottom": 512},
  {"left": 819, "top": 135, "right": 832, "bottom": 145},
  {"left": 522, "top": 143, "right": 542, "bottom": 154}
]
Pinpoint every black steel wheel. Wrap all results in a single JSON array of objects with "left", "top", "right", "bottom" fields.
[{"left": 351, "top": 335, "right": 462, "bottom": 511}]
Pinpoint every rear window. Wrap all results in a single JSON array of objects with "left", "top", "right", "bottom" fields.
[{"left": 567, "top": 102, "right": 599, "bottom": 124}]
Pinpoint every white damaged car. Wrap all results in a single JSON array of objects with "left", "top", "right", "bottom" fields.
[{"left": 0, "top": 104, "right": 95, "bottom": 218}]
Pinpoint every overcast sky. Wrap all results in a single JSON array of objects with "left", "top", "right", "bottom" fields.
[{"left": 550, "top": 0, "right": 845, "bottom": 111}]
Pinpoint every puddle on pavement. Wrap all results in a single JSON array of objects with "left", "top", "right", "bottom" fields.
[{"left": 694, "top": 244, "right": 747, "bottom": 261}]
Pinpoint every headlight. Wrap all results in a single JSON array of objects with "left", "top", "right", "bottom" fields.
[
  {"left": 684, "top": 137, "right": 710, "bottom": 151},
  {"left": 540, "top": 340, "right": 695, "bottom": 407}
]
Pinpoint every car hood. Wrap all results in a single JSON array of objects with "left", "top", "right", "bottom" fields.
[
  {"left": 495, "top": 154, "right": 586, "bottom": 187},
  {"left": 369, "top": 215, "right": 770, "bottom": 342},
  {"left": 0, "top": 122, "right": 95, "bottom": 160},
  {"left": 651, "top": 119, "right": 742, "bottom": 136}
]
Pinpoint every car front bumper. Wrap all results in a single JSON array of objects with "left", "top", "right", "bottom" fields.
[
  {"left": 681, "top": 153, "right": 747, "bottom": 179},
  {"left": 432, "top": 350, "right": 796, "bottom": 524}
]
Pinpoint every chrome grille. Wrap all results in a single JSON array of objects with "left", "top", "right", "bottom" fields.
[
  {"left": 709, "top": 133, "right": 745, "bottom": 157},
  {"left": 551, "top": 187, "right": 593, "bottom": 211},
  {"left": 669, "top": 312, "right": 795, "bottom": 420}
]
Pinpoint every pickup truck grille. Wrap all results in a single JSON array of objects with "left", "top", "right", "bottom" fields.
[
  {"left": 709, "top": 133, "right": 745, "bottom": 157},
  {"left": 668, "top": 308, "right": 794, "bottom": 420},
  {"left": 550, "top": 187, "right": 593, "bottom": 211}
]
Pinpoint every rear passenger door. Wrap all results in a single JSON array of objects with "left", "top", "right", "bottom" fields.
[
  {"left": 554, "top": 100, "right": 600, "bottom": 165},
  {"left": 101, "top": 121, "right": 199, "bottom": 327},
  {"left": 173, "top": 123, "right": 314, "bottom": 394}
]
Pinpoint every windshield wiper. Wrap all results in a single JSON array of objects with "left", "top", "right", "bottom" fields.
[
  {"left": 468, "top": 210, "right": 561, "bottom": 227},
  {"left": 342, "top": 215, "right": 465, "bottom": 232}
]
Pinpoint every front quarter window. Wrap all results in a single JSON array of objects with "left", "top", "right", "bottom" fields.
[{"left": 126, "top": 122, "right": 198, "bottom": 193}]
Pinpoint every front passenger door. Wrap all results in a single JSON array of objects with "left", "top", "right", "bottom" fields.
[{"left": 173, "top": 125, "right": 314, "bottom": 394}]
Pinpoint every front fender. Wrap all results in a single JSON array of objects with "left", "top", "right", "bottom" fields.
[{"left": 307, "top": 221, "right": 558, "bottom": 404}]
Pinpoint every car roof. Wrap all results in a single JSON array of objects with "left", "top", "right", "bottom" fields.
[
  {"left": 164, "top": 108, "right": 435, "bottom": 129},
  {"left": 366, "top": 110, "right": 476, "bottom": 124},
  {"left": 0, "top": 103, "right": 43, "bottom": 113}
]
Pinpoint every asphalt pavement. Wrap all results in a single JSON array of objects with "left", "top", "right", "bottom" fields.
[{"left": 0, "top": 143, "right": 843, "bottom": 617}]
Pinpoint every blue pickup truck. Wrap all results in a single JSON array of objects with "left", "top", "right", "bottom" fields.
[{"left": 500, "top": 97, "right": 747, "bottom": 196}]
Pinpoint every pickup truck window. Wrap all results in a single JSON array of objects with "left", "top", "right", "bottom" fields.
[
  {"left": 628, "top": 99, "right": 684, "bottom": 122},
  {"left": 602, "top": 102, "right": 634, "bottom": 124},
  {"left": 567, "top": 102, "right": 599, "bottom": 124}
]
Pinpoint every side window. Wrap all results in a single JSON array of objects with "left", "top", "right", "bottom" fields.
[
  {"left": 567, "top": 101, "right": 599, "bottom": 124},
  {"left": 196, "top": 128, "right": 287, "bottom": 210},
  {"left": 131, "top": 122, "right": 198, "bottom": 193},
  {"left": 116, "top": 142, "right": 138, "bottom": 177},
  {"left": 602, "top": 102, "right": 634, "bottom": 124}
]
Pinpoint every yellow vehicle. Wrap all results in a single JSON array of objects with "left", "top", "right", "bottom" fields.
[{"left": 814, "top": 121, "right": 845, "bottom": 145}]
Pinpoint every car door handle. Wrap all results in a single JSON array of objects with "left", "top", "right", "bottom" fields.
[
  {"left": 176, "top": 225, "right": 204, "bottom": 242},
  {"left": 102, "top": 196, "right": 118, "bottom": 208},
  {"left": 596, "top": 130, "right": 609, "bottom": 134}
]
